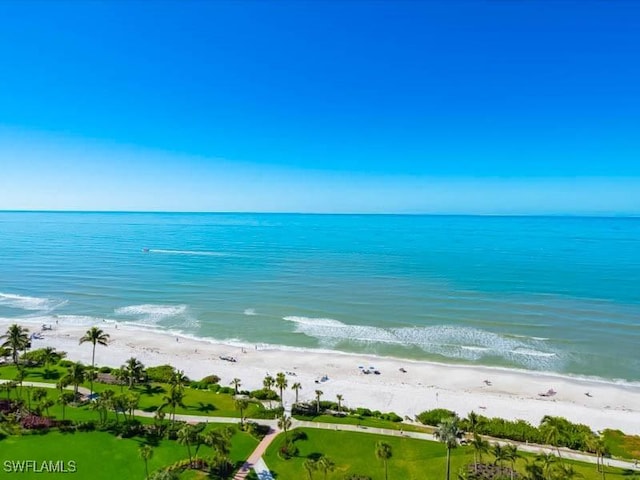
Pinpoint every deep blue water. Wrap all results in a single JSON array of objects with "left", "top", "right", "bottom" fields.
[{"left": 1, "top": 212, "right": 639, "bottom": 382}]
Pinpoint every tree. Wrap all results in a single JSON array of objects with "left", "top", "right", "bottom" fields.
[
  {"left": 203, "top": 426, "right": 233, "bottom": 459},
  {"left": 466, "top": 411, "right": 482, "bottom": 436},
  {"left": 557, "top": 463, "right": 582, "bottom": 479},
  {"left": 336, "top": 394, "right": 343, "bottom": 413},
  {"left": 540, "top": 416, "right": 564, "bottom": 457},
  {"left": 292, "top": 382, "right": 302, "bottom": 404},
  {"left": 470, "top": 434, "right": 489, "bottom": 473},
  {"left": 315, "top": 390, "right": 323, "bottom": 414},
  {"left": 65, "top": 362, "right": 85, "bottom": 398},
  {"left": 40, "top": 398, "right": 54, "bottom": 416},
  {"left": 169, "top": 370, "right": 188, "bottom": 394},
  {"left": 79, "top": 327, "right": 110, "bottom": 396},
  {"left": 263, "top": 375, "right": 275, "bottom": 391},
  {"left": 303, "top": 459, "right": 318, "bottom": 480},
  {"left": 278, "top": 414, "right": 292, "bottom": 441},
  {"left": 58, "top": 392, "right": 75, "bottom": 420},
  {"left": 1, "top": 324, "right": 29, "bottom": 364},
  {"left": 317, "top": 455, "right": 335, "bottom": 480},
  {"left": 492, "top": 444, "right": 509, "bottom": 476},
  {"left": 177, "top": 425, "right": 197, "bottom": 467},
  {"left": 123, "top": 357, "right": 145, "bottom": 388},
  {"left": 375, "top": 441, "right": 393, "bottom": 480},
  {"left": 139, "top": 444, "right": 154, "bottom": 480},
  {"left": 162, "top": 388, "right": 185, "bottom": 425},
  {"left": 504, "top": 444, "right": 520, "bottom": 480},
  {"left": 275, "top": 372, "right": 288, "bottom": 406},
  {"left": 434, "top": 416, "right": 461, "bottom": 480},
  {"left": 231, "top": 378, "right": 242, "bottom": 395},
  {"left": 235, "top": 398, "right": 249, "bottom": 427},
  {"left": 534, "top": 452, "right": 556, "bottom": 480}
]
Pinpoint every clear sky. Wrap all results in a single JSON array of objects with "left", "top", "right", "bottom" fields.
[{"left": 1, "top": 1, "right": 639, "bottom": 214}]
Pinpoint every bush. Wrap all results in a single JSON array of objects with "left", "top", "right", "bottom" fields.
[
  {"left": 290, "top": 430, "right": 308, "bottom": 442},
  {"left": 75, "top": 420, "right": 96, "bottom": 432},
  {"left": 209, "top": 384, "right": 221, "bottom": 393},
  {"left": 380, "top": 412, "right": 403, "bottom": 422},
  {"left": 355, "top": 408, "right": 373, "bottom": 417},
  {"left": 98, "top": 366, "right": 112, "bottom": 373},
  {"left": 250, "top": 388, "right": 280, "bottom": 400},
  {"left": 200, "top": 374, "right": 220, "bottom": 384},
  {"left": 58, "top": 360, "right": 75, "bottom": 368},
  {"left": 218, "top": 386, "right": 235, "bottom": 395},
  {"left": 416, "top": 408, "right": 457, "bottom": 426},
  {"left": 145, "top": 365, "right": 176, "bottom": 383},
  {"left": 344, "top": 475, "right": 372, "bottom": 480},
  {"left": 252, "top": 406, "right": 284, "bottom": 419},
  {"left": 279, "top": 440, "right": 298, "bottom": 459},
  {"left": 243, "top": 421, "right": 271, "bottom": 439}
]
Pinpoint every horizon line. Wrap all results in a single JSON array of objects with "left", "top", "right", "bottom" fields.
[{"left": 0, "top": 209, "right": 638, "bottom": 219}]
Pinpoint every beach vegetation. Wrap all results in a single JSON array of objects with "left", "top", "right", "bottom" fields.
[
  {"left": 435, "top": 415, "right": 463, "bottom": 480},
  {"left": 79, "top": 327, "right": 110, "bottom": 396},
  {"left": 1, "top": 324, "right": 30, "bottom": 365},
  {"left": 375, "top": 440, "right": 393, "bottom": 480}
]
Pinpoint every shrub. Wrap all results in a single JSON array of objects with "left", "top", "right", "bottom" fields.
[
  {"left": 290, "top": 430, "right": 308, "bottom": 442},
  {"left": 380, "top": 412, "right": 403, "bottom": 422},
  {"left": 98, "top": 366, "right": 112, "bottom": 373},
  {"left": 21, "top": 415, "right": 55, "bottom": 430},
  {"left": 58, "top": 360, "right": 74, "bottom": 368},
  {"left": 416, "top": 408, "right": 457, "bottom": 426},
  {"left": 208, "top": 384, "right": 221, "bottom": 393},
  {"left": 75, "top": 420, "right": 96, "bottom": 432},
  {"left": 355, "top": 408, "right": 373, "bottom": 417},
  {"left": 218, "top": 386, "right": 235, "bottom": 395},
  {"left": 278, "top": 440, "right": 299, "bottom": 459},
  {"left": 250, "top": 388, "right": 280, "bottom": 400},
  {"left": 200, "top": 374, "right": 220, "bottom": 384},
  {"left": 145, "top": 365, "right": 176, "bottom": 383},
  {"left": 344, "top": 475, "right": 372, "bottom": 480}
]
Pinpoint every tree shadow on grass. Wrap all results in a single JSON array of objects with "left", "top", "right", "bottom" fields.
[{"left": 194, "top": 402, "right": 217, "bottom": 413}]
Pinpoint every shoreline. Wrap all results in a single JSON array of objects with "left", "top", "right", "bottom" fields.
[{"left": 3, "top": 318, "right": 640, "bottom": 435}]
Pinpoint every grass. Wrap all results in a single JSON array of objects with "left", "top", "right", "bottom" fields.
[
  {"left": 295, "top": 413, "right": 433, "bottom": 433},
  {"left": 0, "top": 363, "right": 265, "bottom": 418},
  {"left": 264, "top": 428, "right": 634, "bottom": 480},
  {"left": 604, "top": 429, "right": 640, "bottom": 460},
  {"left": 0, "top": 426, "right": 258, "bottom": 480}
]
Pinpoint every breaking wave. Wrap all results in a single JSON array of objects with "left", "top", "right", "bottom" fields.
[
  {"left": 0, "top": 292, "right": 67, "bottom": 312},
  {"left": 282, "top": 316, "right": 559, "bottom": 369},
  {"left": 147, "top": 249, "right": 227, "bottom": 257},
  {"left": 114, "top": 304, "right": 198, "bottom": 328}
]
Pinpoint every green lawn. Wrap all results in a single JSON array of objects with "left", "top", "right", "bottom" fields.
[
  {"left": 264, "top": 428, "right": 633, "bottom": 480},
  {"left": 0, "top": 363, "right": 265, "bottom": 419},
  {"left": 0, "top": 427, "right": 258, "bottom": 480},
  {"left": 294, "top": 413, "right": 433, "bottom": 434}
]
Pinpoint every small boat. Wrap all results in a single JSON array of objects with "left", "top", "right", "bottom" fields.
[{"left": 142, "top": 248, "right": 149, "bottom": 252}]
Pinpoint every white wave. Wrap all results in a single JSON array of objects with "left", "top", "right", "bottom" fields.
[
  {"left": 147, "top": 249, "right": 227, "bottom": 257},
  {"left": 0, "top": 292, "right": 66, "bottom": 312},
  {"left": 244, "top": 308, "right": 257, "bottom": 316},
  {"left": 5, "top": 314, "right": 107, "bottom": 327},
  {"left": 114, "top": 303, "right": 199, "bottom": 329},
  {"left": 282, "top": 316, "right": 560, "bottom": 369}
]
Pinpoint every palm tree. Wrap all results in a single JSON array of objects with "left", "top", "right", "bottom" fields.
[
  {"left": 292, "top": 382, "right": 302, "bottom": 404},
  {"left": 275, "top": 372, "right": 288, "bottom": 406},
  {"left": 278, "top": 414, "right": 292, "bottom": 441},
  {"left": 177, "top": 425, "right": 196, "bottom": 467},
  {"left": 466, "top": 411, "right": 482, "bottom": 437},
  {"left": 123, "top": 357, "right": 145, "bottom": 389},
  {"left": 235, "top": 398, "right": 249, "bottom": 427},
  {"left": 557, "top": 463, "right": 582, "bottom": 479},
  {"left": 434, "top": 416, "right": 461, "bottom": 480},
  {"left": 470, "top": 434, "right": 489, "bottom": 473},
  {"left": 540, "top": 416, "right": 564, "bottom": 457},
  {"left": 1, "top": 324, "right": 29, "bottom": 364},
  {"left": 139, "top": 444, "right": 154, "bottom": 480},
  {"left": 336, "top": 394, "right": 343, "bottom": 413},
  {"left": 317, "top": 455, "right": 335, "bottom": 480},
  {"left": 315, "top": 390, "right": 323, "bottom": 414},
  {"left": 231, "top": 378, "right": 242, "bottom": 395},
  {"left": 40, "top": 398, "right": 54, "bottom": 416},
  {"left": 58, "top": 392, "right": 75, "bottom": 420},
  {"left": 169, "top": 370, "right": 188, "bottom": 393},
  {"left": 65, "top": 362, "right": 85, "bottom": 398},
  {"left": 79, "top": 327, "right": 110, "bottom": 396},
  {"left": 203, "top": 427, "right": 233, "bottom": 458},
  {"left": 303, "top": 459, "right": 318, "bottom": 480},
  {"left": 504, "top": 444, "right": 520, "bottom": 480},
  {"left": 492, "top": 444, "right": 509, "bottom": 476},
  {"left": 162, "top": 388, "right": 185, "bottom": 425},
  {"left": 535, "top": 452, "right": 557, "bottom": 480},
  {"left": 263, "top": 375, "right": 275, "bottom": 391},
  {"left": 375, "top": 441, "right": 393, "bottom": 480}
]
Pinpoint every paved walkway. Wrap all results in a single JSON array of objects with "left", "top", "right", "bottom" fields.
[
  {"left": 3, "top": 380, "right": 638, "bottom": 472},
  {"left": 233, "top": 427, "right": 278, "bottom": 480}
]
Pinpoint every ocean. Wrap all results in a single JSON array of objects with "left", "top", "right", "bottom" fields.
[{"left": 0, "top": 212, "right": 638, "bottom": 383}]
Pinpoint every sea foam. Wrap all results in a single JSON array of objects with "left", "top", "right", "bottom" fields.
[{"left": 0, "top": 292, "right": 66, "bottom": 312}]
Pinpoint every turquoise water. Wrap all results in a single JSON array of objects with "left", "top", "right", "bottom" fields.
[{"left": 1, "top": 212, "right": 639, "bottom": 382}]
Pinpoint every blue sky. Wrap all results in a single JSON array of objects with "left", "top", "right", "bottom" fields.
[{"left": 1, "top": 1, "right": 639, "bottom": 214}]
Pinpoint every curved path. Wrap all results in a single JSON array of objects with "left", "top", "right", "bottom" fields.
[{"left": 3, "top": 380, "right": 639, "bottom": 473}]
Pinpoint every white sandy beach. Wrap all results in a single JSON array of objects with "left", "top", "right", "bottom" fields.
[{"left": 3, "top": 319, "right": 640, "bottom": 435}]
